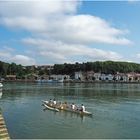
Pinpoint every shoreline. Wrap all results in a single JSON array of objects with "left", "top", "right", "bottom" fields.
[{"left": 1, "top": 80, "right": 140, "bottom": 84}]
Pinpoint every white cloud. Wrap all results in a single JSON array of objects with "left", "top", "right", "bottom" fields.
[
  {"left": 0, "top": 0, "right": 132, "bottom": 46},
  {"left": 11, "top": 55, "right": 36, "bottom": 66},
  {"left": 0, "top": 0, "right": 133, "bottom": 65},
  {"left": 1, "top": 14, "right": 133, "bottom": 46},
  {"left": 0, "top": 0, "right": 79, "bottom": 17},
  {"left": 136, "top": 53, "right": 140, "bottom": 58},
  {"left": 0, "top": 46, "right": 36, "bottom": 65},
  {"left": 128, "top": 0, "right": 139, "bottom": 3},
  {"left": 22, "top": 38, "right": 122, "bottom": 64},
  {"left": 0, "top": 46, "right": 13, "bottom": 61},
  {"left": 45, "top": 15, "right": 132, "bottom": 45},
  {"left": 0, "top": 51, "right": 11, "bottom": 59}
]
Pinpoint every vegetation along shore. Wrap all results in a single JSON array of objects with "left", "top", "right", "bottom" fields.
[{"left": 1, "top": 60, "right": 140, "bottom": 83}]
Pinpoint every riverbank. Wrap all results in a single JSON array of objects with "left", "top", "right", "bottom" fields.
[
  {"left": 0, "top": 109, "right": 10, "bottom": 139},
  {"left": 2, "top": 79, "right": 140, "bottom": 84}
]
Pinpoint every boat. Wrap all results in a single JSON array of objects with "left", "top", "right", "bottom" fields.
[
  {"left": 36, "top": 79, "right": 63, "bottom": 83},
  {"left": 0, "top": 91, "right": 2, "bottom": 99},
  {"left": 47, "top": 79, "right": 63, "bottom": 83},
  {"left": 62, "top": 107, "right": 92, "bottom": 116},
  {"left": 43, "top": 103, "right": 59, "bottom": 112},
  {"left": 42, "top": 100, "right": 92, "bottom": 116},
  {"left": 0, "top": 83, "right": 3, "bottom": 88}
]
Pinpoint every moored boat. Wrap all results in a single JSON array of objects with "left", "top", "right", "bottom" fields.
[
  {"left": 36, "top": 79, "right": 63, "bottom": 83},
  {"left": 0, "top": 83, "right": 3, "bottom": 88}
]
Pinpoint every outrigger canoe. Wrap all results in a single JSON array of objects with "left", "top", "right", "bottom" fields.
[
  {"left": 43, "top": 102, "right": 59, "bottom": 112},
  {"left": 62, "top": 107, "right": 92, "bottom": 116},
  {"left": 42, "top": 100, "right": 92, "bottom": 116}
]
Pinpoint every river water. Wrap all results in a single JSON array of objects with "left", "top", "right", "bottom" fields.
[{"left": 0, "top": 82, "right": 140, "bottom": 139}]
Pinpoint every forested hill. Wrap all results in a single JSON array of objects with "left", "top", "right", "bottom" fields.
[
  {"left": 53, "top": 61, "right": 140, "bottom": 74},
  {"left": 1, "top": 60, "right": 140, "bottom": 78},
  {"left": 0, "top": 61, "right": 32, "bottom": 78}
]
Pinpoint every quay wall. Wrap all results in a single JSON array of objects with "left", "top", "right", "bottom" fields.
[{"left": 0, "top": 109, "right": 10, "bottom": 140}]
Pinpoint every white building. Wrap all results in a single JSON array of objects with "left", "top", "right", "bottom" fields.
[
  {"left": 74, "top": 72, "right": 84, "bottom": 80},
  {"left": 50, "top": 74, "right": 70, "bottom": 80},
  {"left": 115, "top": 73, "right": 128, "bottom": 81},
  {"left": 94, "top": 73, "right": 101, "bottom": 81}
]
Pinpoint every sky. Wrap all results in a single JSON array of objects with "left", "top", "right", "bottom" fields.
[{"left": 0, "top": 0, "right": 140, "bottom": 66}]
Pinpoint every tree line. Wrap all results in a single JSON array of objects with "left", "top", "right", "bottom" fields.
[
  {"left": 52, "top": 61, "right": 140, "bottom": 75},
  {"left": 1, "top": 60, "right": 140, "bottom": 79},
  {"left": 0, "top": 61, "right": 30, "bottom": 79}
]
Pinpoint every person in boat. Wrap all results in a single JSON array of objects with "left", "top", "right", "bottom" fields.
[
  {"left": 80, "top": 104, "right": 85, "bottom": 112},
  {"left": 49, "top": 99, "right": 52, "bottom": 103},
  {"left": 62, "top": 101, "right": 67, "bottom": 109},
  {"left": 53, "top": 98, "right": 56, "bottom": 105},
  {"left": 49, "top": 99, "right": 53, "bottom": 106},
  {"left": 71, "top": 103, "right": 76, "bottom": 110},
  {"left": 59, "top": 102, "right": 64, "bottom": 109}
]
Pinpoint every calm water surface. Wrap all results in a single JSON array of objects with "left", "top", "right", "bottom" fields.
[{"left": 0, "top": 82, "right": 140, "bottom": 139}]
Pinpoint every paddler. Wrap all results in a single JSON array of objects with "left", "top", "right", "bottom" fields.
[
  {"left": 80, "top": 104, "right": 85, "bottom": 112},
  {"left": 49, "top": 99, "right": 52, "bottom": 103},
  {"left": 59, "top": 102, "right": 64, "bottom": 109},
  {"left": 71, "top": 103, "right": 76, "bottom": 110},
  {"left": 49, "top": 99, "right": 53, "bottom": 106},
  {"left": 53, "top": 98, "right": 56, "bottom": 105}
]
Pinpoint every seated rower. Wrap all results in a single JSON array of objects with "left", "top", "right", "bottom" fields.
[
  {"left": 71, "top": 103, "right": 76, "bottom": 110},
  {"left": 53, "top": 98, "right": 57, "bottom": 105},
  {"left": 80, "top": 104, "right": 85, "bottom": 112},
  {"left": 62, "top": 102, "right": 67, "bottom": 109},
  {"left": 49, "top": 99, "right": 53, "bottom": 106},
  {"left": 49, "top": 99, "right": 52, "bottom": 103},
  {"left": 59, "top": 102, "right": 64, "bottom": 109}
]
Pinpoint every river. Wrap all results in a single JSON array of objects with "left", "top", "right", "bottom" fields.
[{"left": 0, "top": 82, "right": 140, "bottom": 139}]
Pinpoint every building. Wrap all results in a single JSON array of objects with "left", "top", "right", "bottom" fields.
[
  {"left": 93, "top": 73, "right": 101, "bottom": 81},
  {"left": 6, "top": 75, "right": 16, "bottom": 80},
  {"left": 50, "top": 74, "right": 70, "bottom": 80},
  {"left": 114, "top": 73, "right": 128, "bottom": 82},
  {"left": 85, "top": 71, "right": 95, "bottom": 81},
  {"left": 127, "top": 72, "right": 140, "bottom": 82},
  {"left": 74, "top": 71, "right": 85, "bottom": 81}
]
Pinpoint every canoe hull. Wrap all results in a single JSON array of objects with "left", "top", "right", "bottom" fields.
[
  {"left": 43, "top": 104, "right": 59, "bottom": 112},
  {"left": 0, "top": 83, "right": 3, "bottom": 88},
  {"left": 42, "top": 100, "right": 92, "bottom": 116},
  {"left": 62, "top": 108, "right": 92, "bottom": 116}
]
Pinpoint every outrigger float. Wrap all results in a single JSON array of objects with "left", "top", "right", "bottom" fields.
[
  {"left": 42, "top": 100, "right": 92, "bottom": 116},
  {"left": 43, "top": 104, "right": 59, "bottom": 112}
]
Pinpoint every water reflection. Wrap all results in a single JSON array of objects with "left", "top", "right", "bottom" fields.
[
  {"left": 1, "top": 82, "right": 140, "bottom": 139},
  {"left": 2, "top": 82, "right": 140, "bottom": 106}
]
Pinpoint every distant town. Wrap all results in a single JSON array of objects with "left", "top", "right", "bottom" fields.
[{"left": 1, "top": 60, "right": 140, "bottom": 83}]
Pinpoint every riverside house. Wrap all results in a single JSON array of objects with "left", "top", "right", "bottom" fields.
[
  {"left": 100, "top": 74, "right": 114, "bottom": 81},
  {"left": 127, "top": 72, "right": 140, "bottom": 82},
  {"left": 75, "top": 71, "right": 84, "bottom": 81},
  {"left": 93, "top": 73, "right": 101, "bottom": 81},
  {"left": 49, "top": 74, "right": 70, "bottom": 81},
  {"left": 6, "top": 75, "right": 16, "bottom": 80},
  {"left": 84, "top": 71, "right": 95, "bottom": 81},
  {"left": 114, "top": 73, "right": 128, "bottom": 82},
  {"left": 74, "top": 71, "right": 140, "bottom": 82}
]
